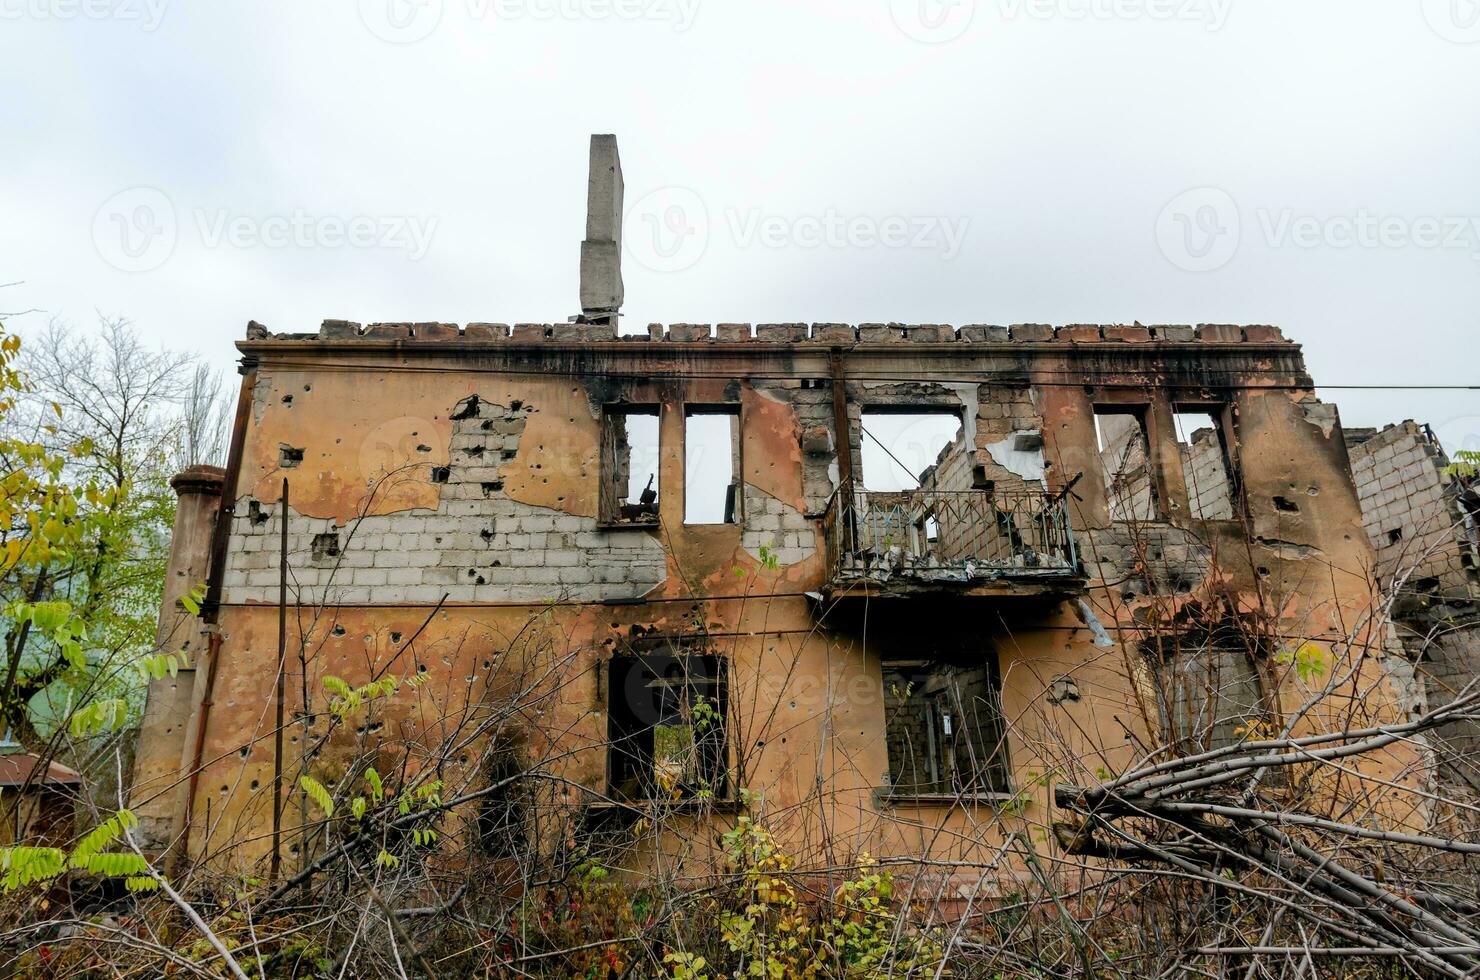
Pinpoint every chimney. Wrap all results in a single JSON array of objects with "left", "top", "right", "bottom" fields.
[{"left": 579, "top": 134, "right": 624, "bottom": 326}]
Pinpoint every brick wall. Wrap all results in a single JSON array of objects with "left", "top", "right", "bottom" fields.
[
  {"left": 1180, "top": 429, "right": 1234, "bottom": 520},
  {"left": 220, "top": 394, "right": 669, "bottom": 604},
  {"left": 1347, "top": 421, "right": 1479, "bottom": 599},
  {"left": 1347, "top": 420, "right": 1480, "bottom": 790}
]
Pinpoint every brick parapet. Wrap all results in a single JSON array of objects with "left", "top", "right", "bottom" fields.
[{"left": 245, "top": 320, "right": 1292, "bottom": 347}]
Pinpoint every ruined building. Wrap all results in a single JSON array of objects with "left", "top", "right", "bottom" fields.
[
  {"left": 1346, "top": 421, "right": 1480, "bottom": 786},
  {"left": 128, "top": 137, "right": 1425, "bottom": 880}
]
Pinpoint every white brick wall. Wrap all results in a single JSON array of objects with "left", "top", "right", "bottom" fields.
[
  {"left": 221, "top": 395, "right": 667, "bottom": 605},
  {"left": 742, "top": 485, "right": 817, "bottom": 566},
  {"left": 1348, "top": 421, "right": 1479, "bottom": 598}
]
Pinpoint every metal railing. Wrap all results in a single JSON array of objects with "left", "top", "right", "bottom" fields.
[{"left": 822, "top": 485, "right": 1079, "bottom": 586}]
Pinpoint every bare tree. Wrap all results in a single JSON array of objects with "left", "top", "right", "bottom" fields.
[{"left": 178, "top": 361, "right": 231, "bottom": 469}]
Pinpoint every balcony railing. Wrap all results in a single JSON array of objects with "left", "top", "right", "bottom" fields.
[{"left": 822, "top": 485, "right": 1080, "bottom": 592}]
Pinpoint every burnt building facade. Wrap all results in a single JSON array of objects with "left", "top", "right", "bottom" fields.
[{"left": 128, "top": 138, "right": 1425, "bottom": 880}]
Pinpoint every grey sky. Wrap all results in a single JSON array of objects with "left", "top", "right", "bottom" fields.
[{"left": 2, "top": 0, "right": 1477, "bottom": 459}]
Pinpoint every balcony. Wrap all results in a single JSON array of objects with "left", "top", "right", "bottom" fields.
[{"left": 821, "top": 486, "right": 1082, "bottom": 599}]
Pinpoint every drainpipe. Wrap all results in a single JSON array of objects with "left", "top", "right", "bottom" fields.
[{"left": 178, "top": 361, "right": 258, "bottom": 866}]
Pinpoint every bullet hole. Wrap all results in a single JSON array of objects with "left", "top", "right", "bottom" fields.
[
  {"left": 467, "top": 568, "right": 478, "bottom": 577},
  {"left": 480, "top": 481, "right": 504, "bottom": 496},
  {"left": 1388, "top": 528, "right": 1404, "bottom": 545},
  {"left": 481, "top": 419, "right": 494, "bottom": 431},
  {"left": 331, "top": 623, "right": 346, "bottom": 636},
  {"left": 281, "top": 395, "right": 293, "bottom": 406},
  {"left": 390, "top": 631, "right": 402, "bottom": 644},
  {"left": 476, "top": 575, "right": 486, "bottom": 585},
  {"left": 451, "top": 395, "right": 481, "bottom": 420},
  {"left": 480, "top": 528, "right": 494, "bottom": 543},
  {"left": 501, "top": 450, "right": 516, "bottom": 461},
  {"left": 1273, "top": 496, "right": 1300, "bottom": 514},
  {"left": 491, "top": 559, "right": 502, "bottom": 567},
  {"left": 1257, "top": 566, "right": 1271, "bottom": 577},
  {"left": 239, "top": 746, "right": 249, "bottom": 758},
  {"left": 431, "top": 465, "right": 451, "bottom": 483},
  {"left": 435, "top": 536, "right": 443, "bottom": 545},
  {"left": 1307, "top": 486, "right": 1321, "bottom": 496},
  {"left": 1047, "top": 675, "right": 1081, "bottom": 705},
  {"left": 250, "top": 779, "right": 260, "bottom": 790},
  {"left": 311, "top": 532, "right": 341, "bottom": 561},
  {"left": 248, "top": 501, "right": 269, "bottom": 526},
  {"left": 481, "top": 659, "right": 491, "bottom": 669},
  {"left": 510, "top": 399, "right": 523, "bottom": 411},
  {"left": 416, "top": 444, "right": 432, "bottom": 453},
  {"left": 464, "top": 445, "right": 484, "bottom": 457},
  {"left": 304, "top": 384, "right": 311, "bottom": 392},
  {"left": 219, "top": 784, "right": 229, "bottom": 795},
  {"left": 417, "top": 663, "right": 427, "bottom": 674},
  {"left": 279, "top": 445, "right": 304, "bottom": 468}
]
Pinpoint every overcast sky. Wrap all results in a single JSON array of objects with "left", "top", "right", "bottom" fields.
[{"left": 2, "top": 0, "right": 1477, "bottom": 456}]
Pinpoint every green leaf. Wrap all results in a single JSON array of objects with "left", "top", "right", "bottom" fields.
[
  {"left": 299, "top": 775, "right": 335, "bottom": 818},
  {"left": 69, "top": 699, "right": 128, "bottom": 738}
]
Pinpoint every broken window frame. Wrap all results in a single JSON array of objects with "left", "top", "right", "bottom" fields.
[
  {"left": 607, "top": 650, "right": 729, "bottom": 802},
  {"left": 683, "top": 404, "right": 743, "bottom": 526},
  {"left": 475, "top": 745, "right": 531, "bottom": 859},
  {"left": 1145, "top": 626, "right": 1269, "bottom": 756},
  {"left": 1171, "top": 401, "right": 1241, "bottom": 521},
  {"left": 879, "top": 652, "right": 1011, "bottom": 802},
  {"left": 1093, "top": 404, "right": 1161, "bottom": 522},
  {"left": 857, "top": 406, "right": 966, "bottom": 494},
  {"left": 599, "top": 404, "right": 661, "bottom": 527}
]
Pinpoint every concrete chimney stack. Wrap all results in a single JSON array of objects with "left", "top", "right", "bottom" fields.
[{"left": 579, "top": 134, "right": 624, "bottom": 325}]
